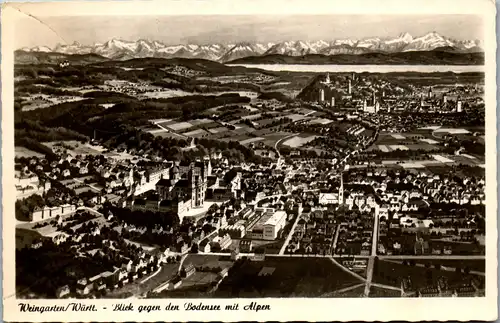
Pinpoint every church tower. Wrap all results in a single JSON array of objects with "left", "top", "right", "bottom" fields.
[
  {"left": 456, "top": 97, "right": 463, "bottom": 112},
  {"left": 319, "top": 88, "right": 325, "bottom": 103}
]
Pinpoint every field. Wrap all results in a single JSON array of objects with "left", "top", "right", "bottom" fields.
[
  {"left": 213, "top": 257, "right": 362, "bottom": 297},
  {"left": 148, "top": 130, "right": 186, "bottom": 139},
  {"left": 239, "top": 137, "right": 265, "bottom": 145},
  {"left": 260, "top": 132, "right": 294, "bottom": 148},
  {"left": 308, "top": 118, "right": 334, "bottom": 125},
  {"left": 434, "top": 128, "right": 471, "bottom": 135},
  {"left": 183, "top": 129, "right": 209, "bottom": 138},
  {"left": 283, "top": 135, "right": 319, "bottom": 148},
  {"left": 15, "top": 146, "right": 45, "bottom": 158},
  {"left": 181, "top": 271, "right": 218, "bottom": 288},
  {"left": 183, "top": 254, "right": 234, "bottom": 270},
  {"left": 208, "top": 127, "right": 229, "bottom": 134},
  {"left": 369, "top": 132, "right": 442, "bottom": 152},
  {"left": 166, "top": 121, "right": 193, "bottom": 131},
  {"left": 285, "top": 114, "right": 309, "bottom": 122},
  {"left": 412, "top": 165, "right": 484, "bottom": 178},
  {"left": 44, "top": 141, "right": 102, "bottom": 155},
  {"left": 249, "top": 239, "right": 285, "bottom": 254},
  {"left": 432, "top": 154, "right": 454, "bottom": 163}
]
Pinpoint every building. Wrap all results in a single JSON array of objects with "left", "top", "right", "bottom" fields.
[
  {"left": 55, "top": 285, "right": 71, "bottom": 298},
  {"left": 457, "top": 98, "right": 463, "bottom": 112},
  {"left": 239, "top": 239, "right": 253, "bottom": 252},
  {"left": 363, "top": 91, "right": 380, "bottom": 114},
  {"left": 184, "top": 264, "right": 196, "bottom": 278},
  {"left": 199, "top": 240, "right": 211, "bottom": 253},
  {"left": 30, "top": 204, "right": 76, "bottom": 222},
  {"left": 210, "top": 233, "right": 232, "bottom": 251},
  {"left": 15, "top": 171, "right": 51, "bottom": 200},
  {"left": 156, "top": 160, "right": 211, "bottom": 210},
  {"left": 219, "top": 224, "right": 245, "bottom": 238},
  {"left": 319, "top": 193, "right": 339, "bottom": 206},
  {"left": 319, "top": 88, "right": 325, "bottom": 103},
  {"left": 263, "top": 210, "right": 287, "bottom": 240}
]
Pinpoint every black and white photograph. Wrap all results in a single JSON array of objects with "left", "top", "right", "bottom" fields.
[{"left": 2, "top": 0, "right": 497, "bottom": 321}]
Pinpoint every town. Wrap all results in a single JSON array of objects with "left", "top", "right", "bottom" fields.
[{"left": 15, "top": 54, "right": 486, "bottom": 300}]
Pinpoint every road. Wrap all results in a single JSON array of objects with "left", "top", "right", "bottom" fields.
[
  {"left": 363, "top": 207, "right": 380, "bottom": 297},
  {"left": 153, "top": 121, "right": 188, "bottom": 140},
  {"left": 73, "top": 177, "right": 102, "bottom": 192},
  {"left": 274, "top": 133, "right": 297, "bottom": 167},
  {"left": 196, "top": 251, "right": 484, "bottom": 261},
  {"left": 177, "top": 254, "right": 189, "bottom": 274},
  {"left": 331, "top": 224, "right": 341, "bottom": 254},
  {"left": 77, "top": 206, "right": 104, "bottom": 217},
  {"left": 278, "top": 212, "right": 302, "bottom": 255}
]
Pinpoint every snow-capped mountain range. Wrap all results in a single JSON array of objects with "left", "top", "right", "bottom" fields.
[{"left": 20, "top": 32, "right": 482, "bottom": 62}]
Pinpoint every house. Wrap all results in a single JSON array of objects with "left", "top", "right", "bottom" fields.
[
  {"left": 199, "top": 240, "right": 211, "bottom": 253},
  {"left": 31, "top": 241, "right": 43, "bottom": 249},
  {"left": 210, "top": 234, "right": 232, "bottom": 251},
  {"left": 251, "top": 250, "right": 266, "bottom": 261},
  {"left": 76, "top": 278, "right": 93, "bottom": 296},
  {"left": 117, "top": 268, "right": 129, "bottom": 284},
  {"left": 418, "top": 287, "right": 440, "bottom": 297},
  {"left": 122, "top": 259, "right": 133, "bottom": 272},
  {"left": 171, "top": 276, "right": 183, "bottom": 289},
  {"left": 239, "top": 239, "right": 253, "bottom": 253},
  {"left": 218, "top": 267, "right": 229, "bottom": 279},
  {"left": 184, "top": 264, "right": 196, "bottom": 278},
  {"left": 56, "top": 285, "right": 71, "bottom": 298},
  {"left": 360, "top": 242, "right": 371, "bottom": 256},
  {"left": 414, "top": 238, "right": 430, "bottom": 255},
  {"left": 230, "top": 249, "right": 240, "bottom": 260}
]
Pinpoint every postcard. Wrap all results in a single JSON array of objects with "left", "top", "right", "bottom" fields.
[{"left": 2, "top": 0, "right": 497, "bottom": 321}]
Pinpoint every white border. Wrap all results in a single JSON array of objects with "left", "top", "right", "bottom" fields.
[{"left": 2, "top": 0, "right": 497, "bottom": 321}]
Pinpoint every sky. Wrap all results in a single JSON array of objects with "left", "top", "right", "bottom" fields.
[{"left": 14, "top": 14, "right": 484, "bottom": 48}]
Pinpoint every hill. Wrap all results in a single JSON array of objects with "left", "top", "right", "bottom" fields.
[
  {"left": 14, "top": 50, "right": 109, "bottom": 65},
  {"left": 227, "top": 50, "right": 484, "bottom": 65}
]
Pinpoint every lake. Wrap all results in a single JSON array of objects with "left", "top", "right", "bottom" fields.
[{"left": 228, "top": 64, "right": 484, "bottom": 73}]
